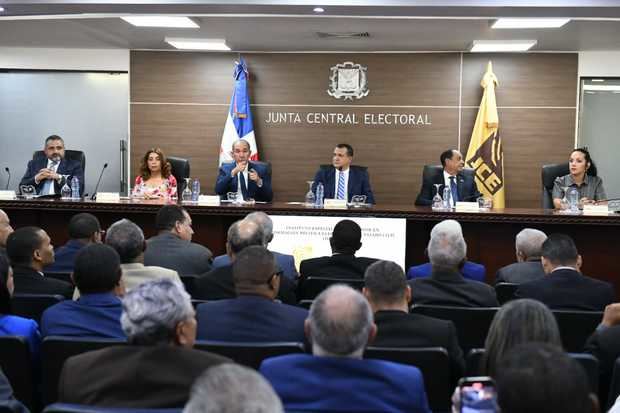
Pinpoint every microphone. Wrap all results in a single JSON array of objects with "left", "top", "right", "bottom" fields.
[
  {"left": 90, "top": 163, "right": 108, "bottom": 201},
  {"left": 4, "top": 167, "right": 9, "bottom": 190}
]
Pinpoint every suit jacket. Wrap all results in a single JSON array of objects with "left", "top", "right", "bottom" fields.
[
  {"left": 44, "top": 239, "right": 87, "bottom": 273},
  {"left": 415, "top": 169, "right": 481, "bottom": 206},
  {"left": 120, "top": 263, "right": 181, "bottom": 292},
  {"left": 495, "top": 260, "right": 545, "bottom": 285},
  {"left": 407, "top": 261, "right": 486, "bottom": 283},
  {"left": 58, "top": 345, "right": 230, "bottom": 408},
  {"left": 585, "top": 324, "right": 620, "bottom": 401},
  {"left": 12, "top": 265, "right": 74, "bottom": 299},
  {"left": 212, "top": 251, "right": 298, "bottom": 281},
  {"left": 372, "top": 310, "right": 464, "bottom": 384},
  {"left": 0, "top": 369, "right": 28, "bottom": 413},
  {"left": 260, "top": 354, "right": 431, "bottom": 413},
  {"left": 214, "top": 161, "right": 273, "bottom": 202},
  {"left": 145, "top": 232, "right": 213, "bottom": 275},
  {"left": 312, "top": 165, "right": 375, "bottom": 204},
  {"left": 0, "top": 314, "right": 41, "bottom": 356},
  {"left": 19, "top": 157, "right": 84, "bottom": 196},
  {"left": 409, "top": 269, "right": 498, "bottom": 307},
  {"left": 193, "top": 264, "right": 297, "bottom": 305},
  {"left": 299, "top": 254, "right": 377, "bottom": 282},
  {"left": 196, "top": 295, "right": 307, "bottom": 342},
  {"left": 516, "top": 268, "right": 615, "bottom": 311}
]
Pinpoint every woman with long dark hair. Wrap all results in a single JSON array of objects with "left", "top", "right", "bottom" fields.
[{"left": 552, "top": 147, "right": 607, "bottom": 209}]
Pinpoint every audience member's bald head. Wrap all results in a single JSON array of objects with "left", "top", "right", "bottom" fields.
[
  {"left": 245, "top": 211, "right": 275, "bottom": 245},
  {"left": 0, "top": 209, "right": 13, "bottom": 249},
  {"left": 227, "top": 219, "right": 265, "bottom": 258},
  {"left": 515, "top": 228, "right": 547, "bottom": 262}
]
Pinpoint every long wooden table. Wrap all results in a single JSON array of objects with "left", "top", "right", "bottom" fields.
[{"left": 2, "top": 198, "right": 619, "bottom": 294}]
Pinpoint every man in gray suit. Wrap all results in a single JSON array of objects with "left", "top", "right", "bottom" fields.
[
  {"left": 495, "top": 228, "right": 547, "bottom": 285},
  {"left": 145, "top": 205, "right": 213, "bottom": 275}
]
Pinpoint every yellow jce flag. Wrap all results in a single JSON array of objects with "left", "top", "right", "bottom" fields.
[{"left": 465, "top": 61, "right": 505, "bottom": 208}]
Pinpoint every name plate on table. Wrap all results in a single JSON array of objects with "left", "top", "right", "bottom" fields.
[
  {"left": 323, "top": 199, "right": 348, "bottom": 209},
  {"left": 583, "top": 204, "right": 610, "bottom": 215},
  {"left": 95, "top": 192, "right": 120, "bottom": 203},
  {"left": 198, "top": 195, "right": 221, "bottom": 206},
  {"left": 455, "top": 202, "right": 479, "bottom": 212},
  {"left": 0, "top": 190, "right": 16, "bottom": 200}
]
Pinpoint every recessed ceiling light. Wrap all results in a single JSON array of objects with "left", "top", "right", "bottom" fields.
[
  {"left": 313, "top": 7, "right": 325, "bottom": 13},
  {"left": 470, "top": 40, "right": 537, "bottom": 52},
  {"left": 492, "top": 18, "right": 570, "bottom": 29},
  {"left": 591, "top": 79, "right": 605, "bottom": 82},
  {"left": 121, "top": 16, "right": 199, "bottom": 28},
  {"left": 0, "top": 7, "right": 5, "bottom": 12},
  {"left": 583, "top": 85, "right": 620, "bottom": 92},
  {"left": 165, "top": 37, "right": 231, "bottom": 51}
]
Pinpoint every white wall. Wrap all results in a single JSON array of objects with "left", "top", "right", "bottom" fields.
[
  {"left": 579, "top": 51, "right": 620, "bottom": 77},
  {"left": 0, "top": 47, "right": 129, "bottom": 71}
]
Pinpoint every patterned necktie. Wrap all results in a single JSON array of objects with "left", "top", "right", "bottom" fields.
[
  {"left": 41, "top": 160, "right": 59, "bottom": 195},
  {"left": 337, "top": 171, "right": 346, "bottom": 200},
  {"left": 449, "top": 176, "right": 459, "bottom": 205}
]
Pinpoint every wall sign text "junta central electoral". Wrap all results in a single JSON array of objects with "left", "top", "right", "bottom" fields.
[{"left": 264, "top": 112, "right": 432, "bottom": 127}]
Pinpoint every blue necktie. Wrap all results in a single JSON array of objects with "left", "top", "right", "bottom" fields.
[
  {"left": 238, "top": 172, "right": 248, "bottom": 200},
  {"left": 40, "top": 160, "right": 59, "bottom": 195},
  {"left": 337, "top": 171, "right": 346, "bottom": 200},
  {"left": 449, "top": 176, "right": 459, "bottom": 205}
]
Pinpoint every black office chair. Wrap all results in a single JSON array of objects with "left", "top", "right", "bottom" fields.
[
  {"left": 43, "top": 404, "right": 182, "bottom": 413},
  {"left": 178, "top": 274, "right": 199, "bottom": 297},
  {"left": 552, "top": 310, "right": 603, "bottom": 352},
  {"left": 465, "top": 348, "right": 486, "bottom": 376},
  {"left": 541, "top": 163, "right": 569, "bottom": 209},
  {"left": 33, "top": 150, "right": 86, "bottom": 174},
  {"left": 495, "top": 283, "right": 519, "bottom": 305},
  {"left": 0, "top": 337, "right": 34, "bottom": 410},
  {"left": 297, "top": 277, "right": 364, "bottom": 301},
  {"left": 319, "top": 164, "right": 367, "bottom": 173},
  {"left": 0, "top": 400, "right": 29, "bottom": 413},
  {"left": 11, "top": 293, "right": 64, "bottom": 324},
  {"left": 168, "top": 156, "right": 190, "bottom": 199},
  {"left": 422, "top": 165, "right": 476, "bottom": 182},
  {"left": 41, "top": 336, "right": 127, "bottom": 405},
  {"left": 44, "top": 272, "right": 73, "bottom": 286},
  {"left": 297, "top": 299, "right": 313, "bottom": 310},
  {"left": 194, "top": 341, "right": 305, "bottom": 370},
  {"left": 606, "top": 357, "right": 620, "bottom": 410},
  {"left": 191, "top": 299, "right": 208, "bottom": 309},
  {"left": 364, "top": 346, "right": 452, "bottom": 412}
]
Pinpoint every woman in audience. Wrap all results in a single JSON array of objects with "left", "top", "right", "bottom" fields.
[
  {"left": 483, "top": 299, "right": 562, "bottom": 377},
  {"left": 132, "top": 148, "right": 178, "bottom": 199},
  {"left": 0, "top": 254, "right": 41, "bottom": 356},
  {"left": 552, "top": 147, "right": 606, "bottom": 209}
]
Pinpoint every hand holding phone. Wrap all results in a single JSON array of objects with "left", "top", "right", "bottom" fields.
[{"left": 458, "top": 377, "right": 499, "bottom": 413}]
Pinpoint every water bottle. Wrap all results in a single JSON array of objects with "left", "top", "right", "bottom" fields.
[
  {"left": 315, "top": 183, "right": 324, "bottom": 207},
  {"left": 71, "top": 176, "right": 80, "bottom": 199},
  {"left": 191, "top": 178, "right": 200, "bottom": 202},
  {"left": 442, "top": 186, "right": 452, "bottom": 209},
  {"left": 567, "top": 187, "right": 579, "bottom": 212}
]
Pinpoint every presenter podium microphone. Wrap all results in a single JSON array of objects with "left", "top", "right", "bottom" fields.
[
  {"left": 4, "top": 167, "right": 9, "bottom": 190},
  {"left": 90, "top": 163, "right": 108, "bottom": 201}
]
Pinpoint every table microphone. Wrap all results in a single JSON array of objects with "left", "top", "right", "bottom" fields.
[
  {"left": 90, "top": 163, "right": 108, "bottom": 201},
  {"left": 4, "top": 167, "right": 9, "bottom": 190}
]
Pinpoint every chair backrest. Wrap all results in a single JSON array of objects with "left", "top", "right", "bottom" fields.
[
  {"left": 0, "top": 400, "right": 29, "bottom": 413},
  {"left": 494, "top": 283, "right": 519, "bottom": 305},
  {"left": 319, "top": 164, "right": 367, "bottom": 172},
  {"left": 194, "top": 340, "right": 305, "bottom": 370},
  {"left": 410, "top": 305, "right": 499, "bottom": 353},
  {"left": 552, "top": 310, "right": 603, "bottom": 352},
  {"left": 191, "top": 299, "right": 208, "bottom": 309},
  {"left": 11, "top": 293, "right": 64, "bottom": 324},
  {"left": 0, "top": 336, "right": 33, "bottom": 410},
  {"left": 33, "top": 150, "right": 86, "bottom": 173},
  {"left": 44, "top": 272, "right": 73, "bottom": 286},
  {"left": 606, "top": 357, "right": 620, "bottom": 410},
  {"left": 167, "top": 156, "right": 190, "bottom": 199},
  {"left": 422, "top": 165, "right": 476, "bottom": 182},
  {"left": 178, "top": 274, "right": 198, "bottom": 297},
  {"left": 541, "top": 163, "right": 569, "bottom": 208},
  {"left": 41, "top": 336, "right": 127, "bottom": 405},
  {"left": 569, "top": 353, "right": 599, "bottom": 394},
  {"left": 43, "top": 403, "right": 182, "bottom": 413},
  {"left": 297, "top": 277, "right": 364, "bottom": 301},
  {"left": 364, "top": 346, "right": 452, "bottom": 412},
  {"left": 465, "top": 348, "right": 486, "bottom": 376},
  {"left": 297, "top": 299, "right": 313, "bottom": 310}
]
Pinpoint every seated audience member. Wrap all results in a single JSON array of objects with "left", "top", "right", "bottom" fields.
[
  {"left": 132, "top": 148, "right": 177, "bottom": 199},
  {"left": 553, "top": 147, "right": 606, "bottom": 210},
  {"left": 215, "top": 139, "right": 273, "bottom": 202},
  {"left": 483, "top": 299, "right": 562, "bottom": 377},
  {"left": 144, "top": 205, "right": 213, "bottom": 275},
  {"left": 196, "top": 246, "right": 307, "bottom": 342},
  {"left": 0, "top": 368, "right": 29, "bottom": 413},
  {"left": 0, "top": 209, "right": 13, "bottom": 257},
  {"left": 363, "top": 260, "right": 464, "bottom": 382},
  {"left": 408, "top": 260, "right": 485, "bottom": 282},
  {"left": 409, "top": 220, "right": 498, "bottom": 307},
  {"left": 194, "top": 220, "right": 296, "bottom": 304},
  {"left": 516, "top": 234, "right": 614, "bottom": 311},
  {"left": 311, "top": 143, "right": 375, "bottom": 204},
  {"left": 41, "top": 244, "right": 125, "bottom": 339},
  {"left": 415, "top": 149, "right": 481, "bottom": 206},
  {"left": 105, "top": 219, "right": 180, "bottom": 292},
  {"left": 260, "top": 285, "right": 432, "bottom": 413},
  {"left": 19, "top": 134, "right": 84, "bottom": 196},
  {"left": 212, "top": 212, "right": 298, "bottom": 280},
  {"left": 6, "top": 227, "right": 74, "bottom": 299},
  {"left": 58, "top": 279, "right": 230, "bottom": 408},
  {"left": 0, "top": 254, "right": 40, "bottom": 355},
  {"left": 299, "top": 219, "right": 376, "bottom": 282},
  {"left": 184, "top": 364, "right": 283, "bottom": 413},
  {"left": 44, "top": 213, "right": 102, "bottom": 273},
  {"left": 495, "top": 228, "right": 547, "bottom": 285}
]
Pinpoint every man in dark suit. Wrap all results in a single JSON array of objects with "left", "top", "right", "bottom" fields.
[
  {"left": 299, "top": 219, "right": 377, "bottom": 282},
  {"left": 0, "top": 209, "right": 13, "bottom": 257},
  {"left": 214, "top": 139, "right": 273, "bottom": 202},
  {"left": 196, "top": 246, "right": 307, "bottom": 342},
  {"left": 58, "top": 278, "right": 230, "bottom": 408},
  {"left": 495, "top": 228, "right": 547, "bottom": 285},
  {"left": 193, "top": 219, "right": 296, "bottom": 304},
  {"left": 516, "top": 234, "right": 614, "bottom": 311},
  {"left": 415, "top": 149, "right": 481, "bottom": 206},
  {"left": 363, "top": 260, "right": 464, "bottom": 383},
  {"left": 409, "top": 220, "right": 498, "bottom": 307},
  {"left": 44, "top": 213, "right": 102, "bottom": 273},
  {"left": 6, "top": 226, "right": 74, "bottom": 299},
  {"left": 19, "top": 135, "right": 84, "bottom": 196},
  {"left": 144, "top": 205, "right": 213, "bottom": 275},
  {"left": 311, "top": 143, "right": 375, "bottom": 204}
]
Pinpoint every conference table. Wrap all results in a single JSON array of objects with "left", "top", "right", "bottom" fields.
[{"left": 2, "top": 198, "right": 619, "bottom": 294}]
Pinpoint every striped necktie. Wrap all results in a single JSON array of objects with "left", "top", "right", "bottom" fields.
[
  {"left": 41, "top": 160, "right": 59, "bottom": 195},
  {"left": 337, "top": 171, "right": 346, "bottom": 200}
]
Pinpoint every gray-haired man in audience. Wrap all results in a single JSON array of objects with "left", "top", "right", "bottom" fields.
[
  {"left": 58, "top": 278, "right": 229, "bottom": 407},
  {"left": 495, "top": 228, "right": 547, "bottom": 284}
]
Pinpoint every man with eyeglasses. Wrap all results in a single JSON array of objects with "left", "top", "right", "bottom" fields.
[
  {"left": 45, "top": 213, "right": 103, "bottom": 273},
  {"left": 195, "top": 245, "right": 307, "bottom": 343}
]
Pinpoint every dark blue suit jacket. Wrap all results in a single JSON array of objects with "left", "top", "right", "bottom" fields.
[
  {"left": 44, "top": 239, "right": 87, "bottom": 273},
  {"left": 260, "top": 354, "right": 431, "bottom": 413},
  {"left": 20, "top": 157, "right": 84, "bottom": 196},
  {"left": 415, "top": 169, "right": 481, "bottom": 206},
  {"left": 312, "top": 165, "right": 375, "bottom": 204},
  {"left": 214, "top": 161, "right": 273, "bottom": 202},
  {"left": 195, "top": 295, "right": 307, "bottom": 342},
  {"left": 212, "top": 251, "right": 298, "bottom": 281},
  {"left": 407, "top": 261, "right": 486, "bottom": 283}
]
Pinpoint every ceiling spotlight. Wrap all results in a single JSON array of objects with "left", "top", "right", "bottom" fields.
[
  {"left": 165, "top": 37, "right": 231, "bottom": 51},
  {"left": 313, "top": 7, "right": 325, "bottom": 13},
  {"left": 0, "top": 7, "right": 5, "bottom": 12},
  {"left": 121, "top": 16, "right": 199, "bottom": 28},
  {"left": 492, "top": 18, "right": 570, "bottom": 29},
  {"left": 471, "top": 40, "right": 537, "bottom": 52}
]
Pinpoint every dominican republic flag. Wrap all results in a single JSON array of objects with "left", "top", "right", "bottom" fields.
[{"left": 219, "top": 57, "right": 259, "bottom": 165}]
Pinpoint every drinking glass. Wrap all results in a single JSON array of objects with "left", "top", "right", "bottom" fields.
[
  {"left": 60, "top": 175, "right": 72, "bottom": 199},
  {"left": 477, "top": 196, "right": 493, "bottom": 211},
  {"left": 304, "top": 181, "right": 316, "bottom": 207},
  {"left": 560, "top": 186, "right": 570, "bottom": 210},
  {"left": 432, "top": 184, "right": 443, "bottom": 210},
  {"left": 227, "top": 192, "right": 238, "bottom": 204},
  {"left": 182, "top": 178, "right": 192, "bottom": 202}
]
